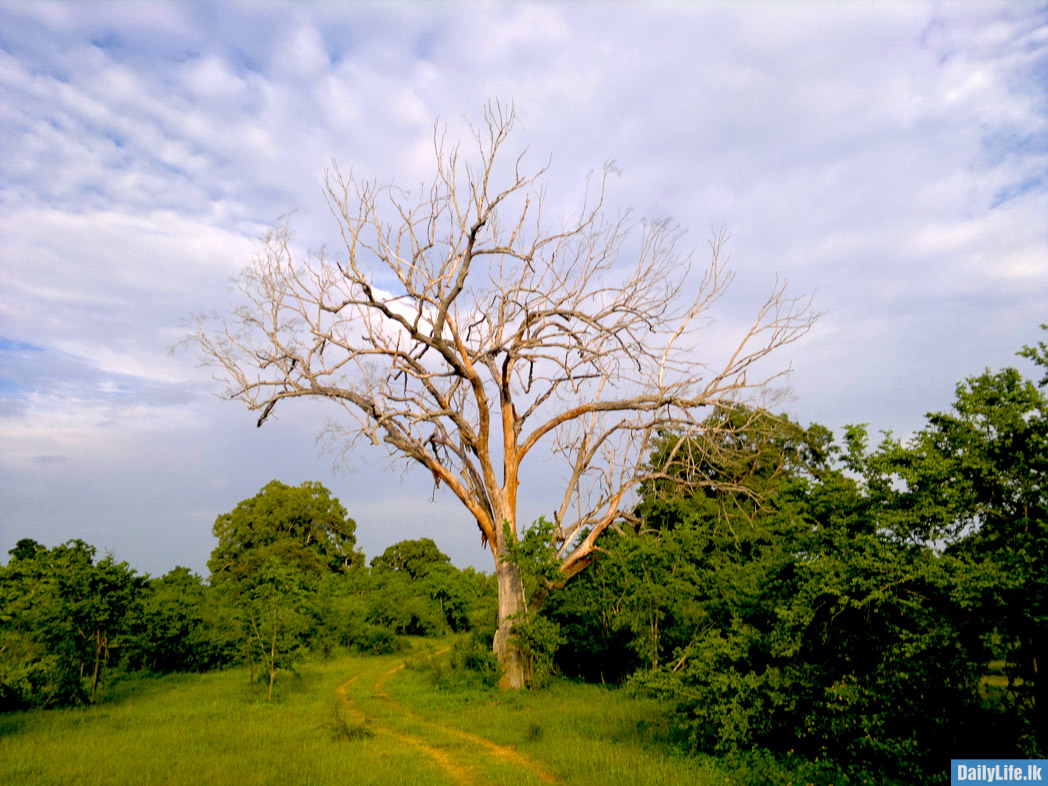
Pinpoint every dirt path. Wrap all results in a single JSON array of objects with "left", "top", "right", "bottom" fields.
[{"left": 337, "top": 651, "right": 558, "bottom": 785}]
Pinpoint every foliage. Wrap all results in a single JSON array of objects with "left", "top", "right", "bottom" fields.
[
  {"left": 208, "top": 480, "right": 361, "bottom": 583},
  {"left": 370, "top": 538, "right": 450, "bottom": 579},
  {"left": 548, "top": 355, "right": 1048, "bottom": 781},
  {"left": 0, "top": 539, "right": 145, "bottom": 708},
  {"left": 123, "top": 567, "right": 210, "bottom": 672}
]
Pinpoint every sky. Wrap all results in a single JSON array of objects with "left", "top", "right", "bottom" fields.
[{"left": 1, "top": 1, "right": 1046, "bottom": 578}]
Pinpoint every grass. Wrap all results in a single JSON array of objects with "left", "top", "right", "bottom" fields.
[
  {"left": 0, "top": 660, "right": 438, "bottom": 786},
  {"left": 0, "top": 641, "right": 729, "bottom": 786},
  {"left": 392, "top": 657, "right": 717, "bottom": 785}
]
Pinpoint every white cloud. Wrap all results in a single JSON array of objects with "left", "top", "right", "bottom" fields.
[{"left": 0, "top": 0, "right": 1045, "bottom": 572}]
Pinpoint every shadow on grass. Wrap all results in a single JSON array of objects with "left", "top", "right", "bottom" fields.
[{"left": 0, "top": 713, "right": 27, "bottom": 738}]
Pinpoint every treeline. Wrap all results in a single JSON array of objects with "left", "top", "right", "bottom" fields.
[
  {"left": 0, "top": 483, "right": 498, "bottom": 708},
  {"left": 2, "top": 332, "right": 1046, "bottom": 784}
]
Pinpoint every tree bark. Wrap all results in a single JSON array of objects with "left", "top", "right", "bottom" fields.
[{"left": 493, "top": 557, "right": 531, "bottom": 689}]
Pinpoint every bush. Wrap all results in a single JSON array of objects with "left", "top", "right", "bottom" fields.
[
  {"left": 509, "top": 614, "right": 564, "bottom": 687},
  {"left": 449, "top": 634, "right": 500, "bottom": 688},
  {"left": 710, "top": 749, "right": 888, "bottom": 786},
  {"left": 348, "top": 623, "right": 399, "bottom": 655},
  {"left": 411, "top": 634, "right": 499, "bottom": 691}
]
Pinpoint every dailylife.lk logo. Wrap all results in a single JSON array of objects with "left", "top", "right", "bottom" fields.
[{"left": 952, "top": 760, "right": 1047, "bottom": 784}]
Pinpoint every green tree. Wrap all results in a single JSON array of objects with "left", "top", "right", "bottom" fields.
[
  {"left": 554, "top": 412, "right": 989, "bottom": 783},
  {"left": 241, "top": 557, "right": 313, "bottom": 701},
  {"left": 7, "top": 538, "right": 44, "bottom": 562},
  {"left": 208, "top": 481, "right": 367, "bottom": 688},
  {"left": 0, "top": 540, "right": 143, "bottom": 707},
  {"left": 370, "top": 538, "right": 450, "bottom": 580},
  {"left": 124, "top": 567, "right": 209, "bottom": 673},
  {"left": 56, "top": 545, "right": 144, "bottom": 704},
  {"left": 208, "top": 480, "right": 362, "bottom": 583},
  {"left": 858, "top": 334, "right": 1048, "bottom": 755},
  {"left": 0, "top": 539, "right": 79, "bottom": 709},
  {"left": 419, "top": 562, "right": 476, "bottom": 632}
]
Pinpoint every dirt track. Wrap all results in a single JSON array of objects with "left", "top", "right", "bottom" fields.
[{"left": 336, "top": 651, "right": 558, "bottom": 785}]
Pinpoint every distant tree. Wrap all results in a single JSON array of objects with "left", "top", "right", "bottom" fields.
[
  {"left": 363, "top": 568, "right": 445, "bottom": 637},
  {"left": 191, "top": 103, "right": 815, "bottom": 687},
  {"left": 0, "top": 540, "right": 143, "bottom": 707},
  {"left": 208, "top": 480, "right": 362, "bottom": 583},
  {"left": 241, "top": 557, "right": 312, "bottom": 701},
  {"left": 370, "top": 538, "right": 450, "bottom": 580},
  {"left": 125, "top": 567, "right": 208, "bottom": 673},
  {"left": 208, "top": 482, "right": 355, "bottom": 693},
  {"left": 55, "top": 546, "right": 144, "bottom": 704},
  {"left": 419, "top": 562, "right": 476, "bottom": 632},
  {"left": 8, "top": 538, "right": 44, "bottom": 562}
]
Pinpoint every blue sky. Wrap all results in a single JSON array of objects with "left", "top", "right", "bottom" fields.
[{"left": 1, "top": 1, "right": 1046, "bottom": 576}]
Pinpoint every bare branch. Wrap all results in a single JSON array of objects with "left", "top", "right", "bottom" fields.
[{"left": 189, "top": 103, "right": 816, "bottom": 684}]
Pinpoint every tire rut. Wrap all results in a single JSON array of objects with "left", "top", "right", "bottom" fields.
[{"left": 337, "top": 652, "right": 558, "bottom": 785}]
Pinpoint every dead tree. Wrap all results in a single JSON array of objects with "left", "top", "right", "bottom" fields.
[{"left": 191, "top": 103, "right": 816, "bottom": 688}]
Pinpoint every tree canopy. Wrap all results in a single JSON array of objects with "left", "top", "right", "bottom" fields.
[
  {"left": 208, "top": 480, "right": 361, "bottom": 582},
  {"left": 370, "top": 537, "right": 450, "bottom": 579}
]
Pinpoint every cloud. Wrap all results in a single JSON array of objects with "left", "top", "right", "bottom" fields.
[{"left": 0, "top": 0, "right": 1044, "bottom": 574}]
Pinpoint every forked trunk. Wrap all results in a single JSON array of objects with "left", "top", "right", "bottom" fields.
[{"left": 493, "top": 558, "right": 532, "bottom": 689}]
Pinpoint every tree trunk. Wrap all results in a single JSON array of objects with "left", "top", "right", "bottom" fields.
[
  {"left": 493, "top": 557, "right": 532, "bottom": 689},
  {"left": 90, "top": 631, "right": 103, "bottom": 704},
  {"left": 1027, "top": 627, "right": 1045, "bottom": 752},
  {"left": 267, "top": 623, "right": 278, "bottom": 702}
]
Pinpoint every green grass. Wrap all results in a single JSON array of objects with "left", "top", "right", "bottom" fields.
[
  {"left": 0, "top": 642, "right": 727, "bottom": 786},
  {"left": 392, "top": 653, "right": 720, "bottom": 785},
  {"left": 0, "top": 660, "right": 438, "bottom": 786}
]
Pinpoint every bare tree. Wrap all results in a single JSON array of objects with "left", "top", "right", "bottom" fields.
[{"left": 191, "top": 103, "right": 815, "bottom": 688}]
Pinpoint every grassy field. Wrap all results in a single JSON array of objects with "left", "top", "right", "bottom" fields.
[{"left": 0, "top": 641, "right": 728, "bottom": 786}]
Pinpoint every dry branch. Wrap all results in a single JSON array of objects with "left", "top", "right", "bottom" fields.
[{"left": 191, "top": 103, "right": 815, "bottom": 686}]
